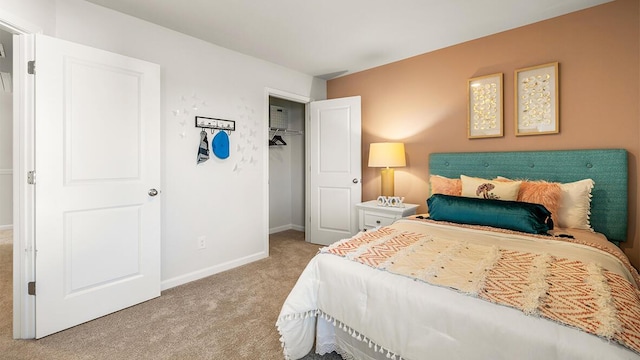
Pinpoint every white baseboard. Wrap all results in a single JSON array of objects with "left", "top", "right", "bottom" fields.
[
  {"left": 165, "top": 225, "right": 305, "bottom": 290},
  {"left": 269, "top": 223, "right": 305, "bottom": 234},
  {"left": 160, "top": 250, "right": 268, "bottom": 291},
  {"left": 269, "top": 224, "right": 290, "bottom": 234},
  {"left": 0, "top": 224, "right": 13, "bottom": 231}
]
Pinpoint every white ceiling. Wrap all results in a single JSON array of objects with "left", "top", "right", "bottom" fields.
[{"left": 85, "top": 0, "right": 610, "bottom": 79}]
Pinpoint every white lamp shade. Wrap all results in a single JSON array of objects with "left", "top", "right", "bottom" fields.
[{"left": 368, "top": 142, "right": 406, "bottom": 168}]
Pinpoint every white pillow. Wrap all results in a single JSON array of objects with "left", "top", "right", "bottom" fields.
[
  {"left": 460, "top": 175, "right": 521, "bottom": 201},
  {"left": 557, "top": 179, "right": 594, "bottom": 230}
]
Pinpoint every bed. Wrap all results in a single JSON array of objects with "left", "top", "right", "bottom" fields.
[{"left": 277, "top": 149, "right": 640, "bottom": 360}]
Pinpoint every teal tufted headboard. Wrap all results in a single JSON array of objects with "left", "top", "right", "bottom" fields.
[{"left": 429, "top": 149, "right": 628, "bottom": 243}]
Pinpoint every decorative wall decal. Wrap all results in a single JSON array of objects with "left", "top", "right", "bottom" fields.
[
  {"left": 232, "top": 99, "right": 259, "bottom": 173},
  {"left": 173, "top": 92, "right": 207, "bottom": 138}
]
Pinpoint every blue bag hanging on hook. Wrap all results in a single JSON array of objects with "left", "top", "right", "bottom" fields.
[{"left": 212, "top": 130, "right": 230, "bottom": 159}]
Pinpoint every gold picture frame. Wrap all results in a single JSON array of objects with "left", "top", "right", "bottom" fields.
[
  {"left": 515, "top": 62, "right": 559, "bottom": 136},
  {"left": 467, "top": 73, "right": 503, "bottom": 139}
]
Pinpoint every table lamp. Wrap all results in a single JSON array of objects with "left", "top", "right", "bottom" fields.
[{"left": 368, "top": 142, "right": 406, "bottom": 197}]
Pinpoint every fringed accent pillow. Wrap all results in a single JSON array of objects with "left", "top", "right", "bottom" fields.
[
  {"left": 496, "top": 178, "right": 562, "bottom": 226},
  {"left": 429, "top": 175, "right": 461, "bottom": 196},
  {"left": 558, "top": 179, "right": 594, "bottom": 230}
]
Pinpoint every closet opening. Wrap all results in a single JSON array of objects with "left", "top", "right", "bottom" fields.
[{"left": 268, "top": 95, "right": 305, "bottom": 244}]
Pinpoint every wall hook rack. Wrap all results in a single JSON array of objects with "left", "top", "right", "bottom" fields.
[{"left": 195, "top": 116, "right": 236, "bottom": 132}]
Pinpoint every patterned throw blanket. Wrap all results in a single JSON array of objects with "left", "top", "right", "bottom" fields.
[{"left": 322, "top": 226, "right": 640, "bottom": 355}]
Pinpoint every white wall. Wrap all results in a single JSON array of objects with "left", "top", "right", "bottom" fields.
[
  {"left": 0, "top": 29, "right": 12, "bottom": 228},
  {"left": 268, "top": 98, "right": 305, "bottom": 233},
  {"left": 0, "top": 0, "right": 55, "bottom": 34},
  {"left": 268, "top": 119, "right": 292, "bottom": 232},
  {"left": 3, "top": 0, "right": 326, "bottom": 288}
]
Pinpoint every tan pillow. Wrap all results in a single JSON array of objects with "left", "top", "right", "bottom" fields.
[
  {"left": 496, "top": 178, "right": 562, "bottom": 225},
  {"left": 429, "top": 175, "right": 461, "bottom": 196},
  {"left": 461, "top": 175, "right": 521, "bottom": 201}
]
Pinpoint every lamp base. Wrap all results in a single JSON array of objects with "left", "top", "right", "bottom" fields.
[{"left": 380, "top": 168, "right": 395, "bottom": 197}]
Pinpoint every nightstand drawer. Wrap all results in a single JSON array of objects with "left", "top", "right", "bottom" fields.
[
  {"left": 363, "top": 212, "right": 395, "bottom": 228},
  {"left": 355, "top": 200, "right": 420, "bottom": 232}
]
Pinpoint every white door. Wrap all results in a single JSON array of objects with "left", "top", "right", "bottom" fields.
[
  {"left": 33, "top": 34, "right": 161, "bottom": 338},
  {"left": 307, "top": 96, "right": 361, "bottom": 246}
]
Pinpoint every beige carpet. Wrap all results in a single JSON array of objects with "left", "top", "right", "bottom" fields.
[
  {"left": 0, "top": 229, "right": 11, "bottom": 245},
  {"left": 0, "top": 230, "right": 342, "bottom": 360}
]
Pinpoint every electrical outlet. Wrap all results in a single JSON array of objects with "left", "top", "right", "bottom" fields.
[{"left": 197, "top": 236, "right": 206, "bottom": 249}]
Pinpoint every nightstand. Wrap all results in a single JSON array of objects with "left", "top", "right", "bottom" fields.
[{"left": 355, "top": 200, "right": 420, "bottom": 231}]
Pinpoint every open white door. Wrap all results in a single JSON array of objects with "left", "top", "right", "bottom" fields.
[
  {"left": 307, "top": 96, "right": 361, "bottom": 246},
  {"left": 33, "top": 34, "right": 161, "bottom": 338}
]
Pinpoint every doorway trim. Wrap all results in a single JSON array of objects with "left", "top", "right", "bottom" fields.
[
  {"left": 263, "top": 88, "right": 310, "bottom": 249},
  {"left": 0, "top": 10, "right": 42, "bottom": 339}
]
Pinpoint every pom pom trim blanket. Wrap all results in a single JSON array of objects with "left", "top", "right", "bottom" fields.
[{"left": 277, "top": 220, "right": 640, "bottom": 360}]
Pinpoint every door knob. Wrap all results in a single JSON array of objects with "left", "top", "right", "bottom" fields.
[
  {"left": 148, "top": 188, "right": 159, "bottom": 197},
  {"left": 352, "top": 178, "right": 359, "bottom": 184}
]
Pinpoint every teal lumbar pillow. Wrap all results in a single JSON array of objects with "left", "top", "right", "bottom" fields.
[{"left": 426, "top": 194, "right": 553, "bottom": 234}]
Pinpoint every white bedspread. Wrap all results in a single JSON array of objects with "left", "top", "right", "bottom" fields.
[{"left": 276, "top": 220, "right": 640, "bottom": 360}]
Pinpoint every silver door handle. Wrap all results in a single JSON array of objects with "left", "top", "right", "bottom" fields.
[
  {"left": 352, "top": 178, "right": 359, "bottom": 184},
  {"left": 148, "top": 188, "right": 159, "bottom": 197}
]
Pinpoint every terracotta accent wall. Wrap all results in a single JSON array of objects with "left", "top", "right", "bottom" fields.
[{"left": 327, "top": 0, "right": 640, "bottom": 267}]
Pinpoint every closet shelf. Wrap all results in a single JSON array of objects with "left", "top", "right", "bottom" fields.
[{"left": 269, "top": 128, "right": 304, "bottom": 135}]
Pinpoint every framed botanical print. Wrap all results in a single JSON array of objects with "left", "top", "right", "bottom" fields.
[
  {"left": 515, "top": 62, "right": 559, "bottom": 136},
  {"left": 467, "top": 73, "right": 503, "bottom": 139}
]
